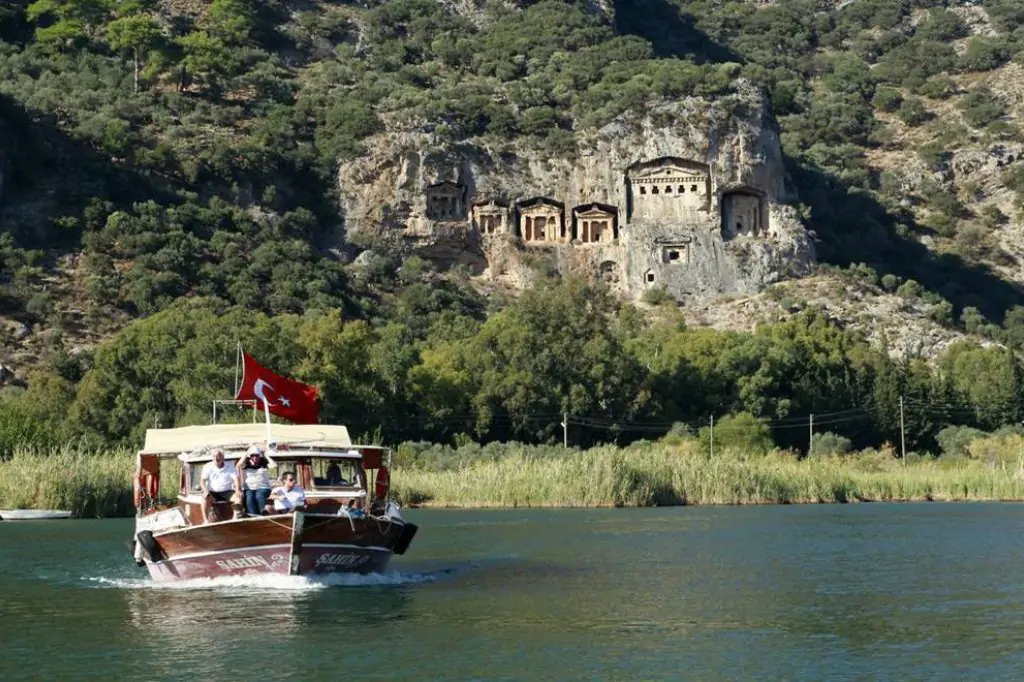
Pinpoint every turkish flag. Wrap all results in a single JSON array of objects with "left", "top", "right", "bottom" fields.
[{"left": 234, "top": 352, "right": 320, "bottom": 424}]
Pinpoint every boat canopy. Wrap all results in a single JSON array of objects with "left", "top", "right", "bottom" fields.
[{"left": 140, "top": 423, "right": 355, "bottom": 456}]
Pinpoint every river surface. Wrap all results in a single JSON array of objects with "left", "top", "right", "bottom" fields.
[{"left": 3, "top": 504, "right": 1024, "bottom": 680}]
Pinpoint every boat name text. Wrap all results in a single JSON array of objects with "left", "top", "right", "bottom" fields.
[
  {"left": 314, "top": 553, "right": 370, "bottom": 568},
  {"left": 216, "top": 556, "right": 271, "bottom": 571}
]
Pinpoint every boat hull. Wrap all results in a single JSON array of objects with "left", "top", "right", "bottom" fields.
[
  {"left": 140, "top": 512, "right": 408, "bottom": 583},
  {"left": 145, "top": 543, "right": 393, "bottom": 583}
]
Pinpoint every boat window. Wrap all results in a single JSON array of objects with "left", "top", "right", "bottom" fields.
[
  {"left": 311, "top": 459, "right": 364, "bottom": 489},
  {"left": 186, "top": 463, "right": 204, "bottom": 494},
  {"left": 274, "top": 461, "right": 299, "bottom": 486}
]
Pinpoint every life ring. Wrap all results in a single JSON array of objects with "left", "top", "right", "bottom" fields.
[{"left": 375, "top": 466, "right": 390, "bottom": 500}]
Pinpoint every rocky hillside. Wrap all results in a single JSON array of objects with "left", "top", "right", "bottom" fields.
[
  {"left": 340, "top": 87, "right": 813, "bottom": 305},
  {"left": 2, "top": 0, "right": 1024, "bottom": 386}
]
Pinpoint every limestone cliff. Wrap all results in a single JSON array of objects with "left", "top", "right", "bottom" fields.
[{"left": 338, "top": 81, "right": 814, "bottom": 304}]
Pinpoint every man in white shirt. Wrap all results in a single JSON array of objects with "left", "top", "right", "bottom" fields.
[
  {"left": 270, "top": 472, "right": 306, "bottom": 513},
  {"left": 200, "top": 449, "right": 238, "bottom": 523}
]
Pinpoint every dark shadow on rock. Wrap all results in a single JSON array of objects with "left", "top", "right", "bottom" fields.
[
  {"left": 0, "top": 93, "right": 178, "bottom": 253},
  {"left": 786, "top": 154, "right": 1024, "bottom": 323},
  {"left": 612, "top": 0, "right": 742, "bottom": 64}
]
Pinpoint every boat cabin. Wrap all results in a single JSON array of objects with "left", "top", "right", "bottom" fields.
[{"left": 134, "top": 424, "right": 393, "bottom": 529}]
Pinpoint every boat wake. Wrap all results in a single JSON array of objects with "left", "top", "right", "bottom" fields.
[{"left": 85, "top": 570, "right": 441, "bottom": 591}]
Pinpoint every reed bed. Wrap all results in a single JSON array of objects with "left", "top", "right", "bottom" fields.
[
  {"left": 391, "top": 442, "right": 1024, "bottom": 508},
  {"left": 4, "top": 441, "right": 1024, "bottom": 516},
  {"left": 0, "top": 446, "right": 136, "bottom": 517},
  {"left": 0, "top": 445, "right": 181, "bottom": 517}
]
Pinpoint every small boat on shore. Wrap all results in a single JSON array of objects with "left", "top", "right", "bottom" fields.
[
  {"left": 130, "top": 423, "right": 417, "bottom": 583},
  {"left": 0, "top": 509, "right": 73, "bottom": 520}
]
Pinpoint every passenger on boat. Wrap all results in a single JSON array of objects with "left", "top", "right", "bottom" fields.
[
  {"left": 237, "top": 446, "right": 274, "bottom": 517},
  {"left": 325, "top": 461, "right": 344, "bottom": 485},
  {"left": 200, "top": 449, "right": 238, "bottom": 524},
  {"left": 270, "top": 472, "right": 306, "bottom": 513}
]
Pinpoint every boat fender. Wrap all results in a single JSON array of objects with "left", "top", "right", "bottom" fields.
[
  {"left": 392, "top": 522, "right": 418, "bottom": 556},
  {"left": 131, "top": 538, "right": 146, "bottom": 567},
  {"left": 375, "top": 466, "right": 390, "bottom": 500},
  {"left": 136, "top": 530, "right": 165, "bottom": 563}
]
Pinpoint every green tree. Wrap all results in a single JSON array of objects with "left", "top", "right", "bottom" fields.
[
  {"left": 178, "top": 31, "right": 234, "bottom": 95},
  {"left": 453, "top": 278, "right": 648, "bottom": 443},
  {"left": 106, "top": 13, "right": 162, "bottom": 92},
  {"left": 207, "top": 0, "right": 256, "bottom": 46}
]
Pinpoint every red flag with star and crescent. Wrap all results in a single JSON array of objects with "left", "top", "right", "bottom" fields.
[{"left": 234, "top": 352, "right": 320, "bottom": 424}]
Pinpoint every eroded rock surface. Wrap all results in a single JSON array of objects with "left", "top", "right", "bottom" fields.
[{"left": 338, "top": 81, "right": 815, "bottom": 304}]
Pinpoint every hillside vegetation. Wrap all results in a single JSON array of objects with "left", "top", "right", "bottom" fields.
[{"left": 3, "top": 1, "right": 1024, "bottom": 455}]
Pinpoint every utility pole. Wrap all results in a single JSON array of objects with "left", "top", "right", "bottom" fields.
[
  {"left": 710, "top": 414, "right": 715, "bottom": 458},
  {"left": 561, "top": 411, "right": 568, "bottom": 449},
  {"left": 809, "top": 413, "right": 814, "bottom": 456},
  {"left": 899, "top": 395, "right": 907, "bottom": 467}
]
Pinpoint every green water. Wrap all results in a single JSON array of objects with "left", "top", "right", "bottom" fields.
[{"left": 4, "top": 504, "right": 1024, "bottom": 680}]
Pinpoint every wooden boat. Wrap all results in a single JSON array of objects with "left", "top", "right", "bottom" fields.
[
  {"left": 0, "top": 509, "right": 73, "bottom": 520},
  {"left": 130, "top": 423, "right": 417, "bottom": 583}
]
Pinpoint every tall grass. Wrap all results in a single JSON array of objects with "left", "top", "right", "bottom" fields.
[
  {"left": 0, "top": 443, "right": 185, "bottom": 517},
  {"left": 0, "top": 445, "right": 137, "bottom": 517},
  {"left": 391, "top": 442, "right": 1024, "bottom": 508},
  {"left": 5, "top": 440, "right": 1024, "bottom": 516}
]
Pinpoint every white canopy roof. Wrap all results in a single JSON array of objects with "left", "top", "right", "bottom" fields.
[{"left": 140, "top": 423, "right": 354, "bottom": 456}]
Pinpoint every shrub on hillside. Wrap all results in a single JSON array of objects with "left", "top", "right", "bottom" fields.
[
  {"left": 897, "top": 97, "right": 930, "bottom": 126},
  {"left": 959, "top": 37, "right": 1010, "bottom": 72},
  {"left": 641, "top": 286, "right": 674, "bottom": 306},
  {"left": 959, "top": 88, "right": 1006, "bottom": 128},
  {"left": 872, "top": 86, "right": 902, "bottom": 113}
]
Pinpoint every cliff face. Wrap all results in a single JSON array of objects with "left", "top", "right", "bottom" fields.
[{"left": 340, "top": 81, "right": 814, "bottom": 304}]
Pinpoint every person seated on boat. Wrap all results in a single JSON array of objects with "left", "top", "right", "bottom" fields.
[
  {"left": 270, "top": 472, "right": 306, "bottom": 513},
  {"left": 342, "top": 498, "right": 365, "bottom": 519},
  {"left": 237, "top": 445, "right": 275, "bottom": 517},
  {"left": 325, "top": 461, "right": 344, "bottom": 486},
  {"left": 200, "top": 448, "right": 238, "bottom": 524}
]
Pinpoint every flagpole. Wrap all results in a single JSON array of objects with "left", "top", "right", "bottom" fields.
[
  {"left": 261, "top": 397, "right": 278, "bottom": 467},
  {"left": 234, "top": 341, "right": 242, "bottom": 397},
  {"left": 263, "top": 396, "right": 273, "bottom": 447}
]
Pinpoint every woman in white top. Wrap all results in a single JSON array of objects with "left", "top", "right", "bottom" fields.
[
  {"left": 236, "top": 445, "right": 275, "bottom": 517},
  {"left": 270, "top": 472, "right": 306, "bottom": 513}
]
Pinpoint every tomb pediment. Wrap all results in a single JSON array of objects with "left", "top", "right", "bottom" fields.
[
  {"left": 628, "top": 157, "right": 709, "bottom": 181},
  {"left": 631, "top": 166, "right": 705, "bottom": 181},
  {"left": 574, "top": 203, "right": 616, "bottom": 220},
  {"left": 720, "top": 183, "right": 764, "bottom": 197},
  {"left": 518, "top": 197, "right": 563, "bottom": 212},
  {"left": 427, "top": 180, "right": 463, "bottom": 193},
  {"left": 474, "top": 199, "right": 508, "bottom": 211}
]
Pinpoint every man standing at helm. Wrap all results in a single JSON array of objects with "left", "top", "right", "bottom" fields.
[{"left": 200, "top": 448, "right": 238, "bottom": 523}]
